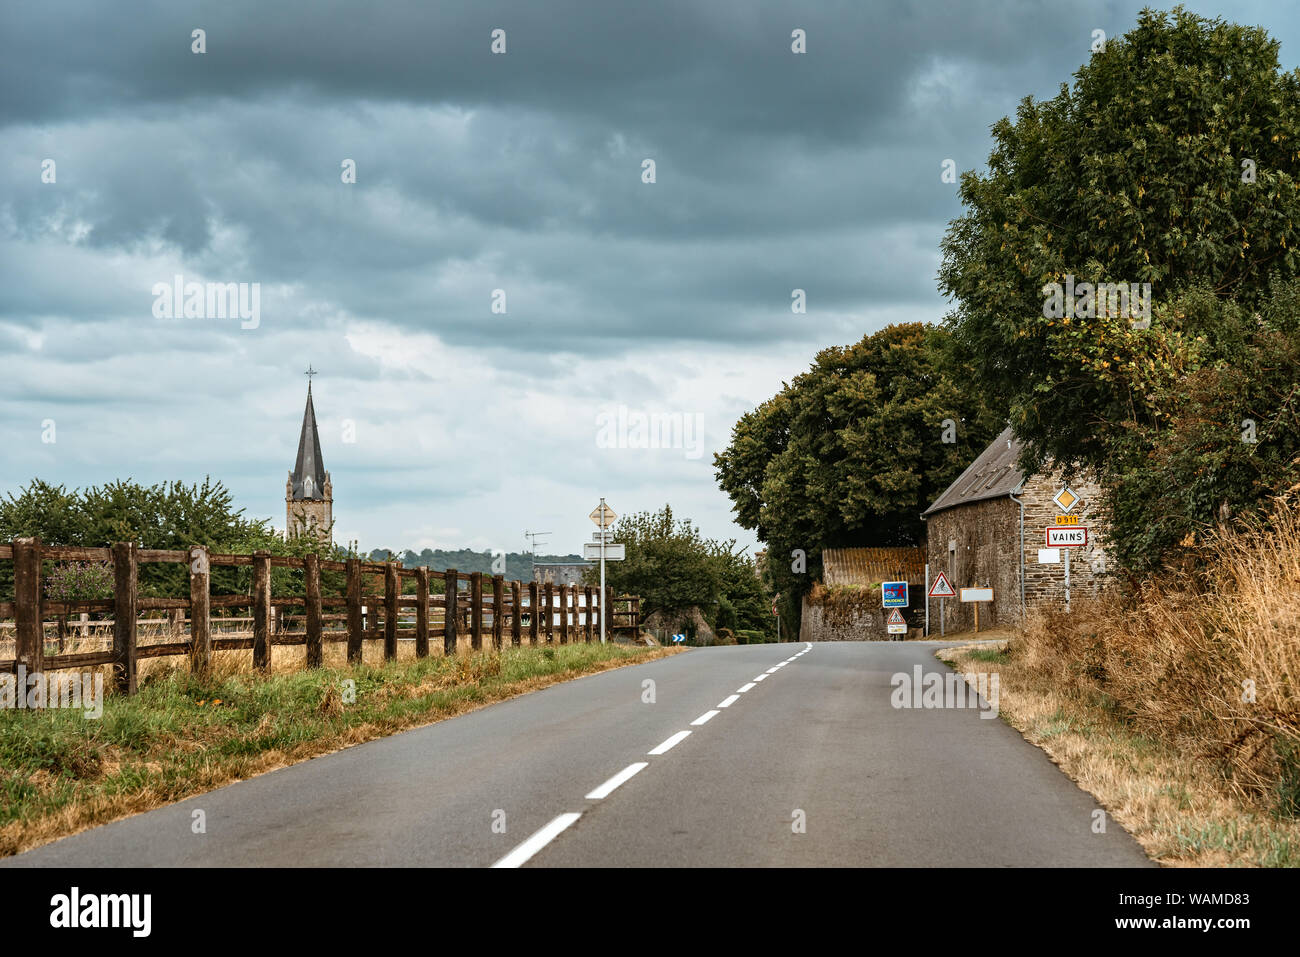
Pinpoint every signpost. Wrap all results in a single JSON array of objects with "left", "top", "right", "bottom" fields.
[
  {"left": 1047, "top": 490, "right": 1088, "bottom": 611},
  {"left": 582, "top": 543, "right": 625, "bottom": 560},
  {"left": 881, "top": 581, "right": 909, "bottom": 608},
  {"left": 590, "top": 498, "right": 618, "bottom": 644},
  {"left": 886, "top": 607, "right": 907, "bottom": 637},
  {"left": 928, "top": 572, "right": 956, "bottom": 638},
  {"left": 960, "top": 587, "right": 994, "bottom": 633}
]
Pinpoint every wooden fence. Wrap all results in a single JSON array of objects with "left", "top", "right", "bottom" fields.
[{"left": 0, "top": 538, "right": 642, "bottom": 696}]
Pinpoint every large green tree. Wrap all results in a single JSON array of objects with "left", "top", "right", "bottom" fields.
[
  {"left": 714, "top": 322, "right": 1003, "bottom": 627},
  {"left": 937, "top": 6, "right": 1300, "bottom": 573},
  {"left": 587, "top": 504, "right": 774, "bottom": 638},
  {"left": 938, "top": 6, "right": 1300, "bottom": 478}
]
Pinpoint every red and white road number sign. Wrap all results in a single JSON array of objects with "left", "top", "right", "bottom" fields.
[{"left": 1045, "top": 526, "right": 1088, "bottom": 548}]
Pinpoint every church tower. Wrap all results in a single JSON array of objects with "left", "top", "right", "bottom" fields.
[{"left": 286, "top": 369, "right": 333, "bottom": 541}]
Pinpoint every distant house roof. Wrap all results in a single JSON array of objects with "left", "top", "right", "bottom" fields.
[
  {"left": 922, "top": 426, "right": 1025, "bottom": 518},
  {"left": 822, "top": 547, "right": 927, "bottom": 586}
]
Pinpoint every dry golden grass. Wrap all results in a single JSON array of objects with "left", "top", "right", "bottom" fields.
[{"left": 937, "top": 503, "right": 1300, "bottom": 866}]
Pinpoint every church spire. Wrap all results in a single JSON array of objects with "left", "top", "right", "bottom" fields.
[{"left": 290, "top": 372, "right": 327, "bottom": 501}]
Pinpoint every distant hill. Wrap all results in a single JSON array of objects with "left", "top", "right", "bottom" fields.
[{"left": 366, "top": 548, "right": 584, "bottom": 582}]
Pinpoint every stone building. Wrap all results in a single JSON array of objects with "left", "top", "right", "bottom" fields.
[
  {"left": 800, "top": 547, "right": 927, "bottom": 641},
  {"left": 920, "top": 427, "right": 1109, "bottom": 632},
  {"left": 531, "top": 562, "right": 592, "bottom": 586},
  {"left": 285, "top": 380, "right": 333, "bottom": 541}
]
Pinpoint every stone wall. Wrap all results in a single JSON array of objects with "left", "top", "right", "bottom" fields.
[
  {"left": 800, "top": 584, "right": 923, "bottom": 641},
  {"left": 924, "top": 497, "right": 1021, "bottom": 633},
  {"left": 1018, "top": 471, "right": 1110, "bottom": 610},
  {"left": 923, "top": 471, "right": 1110, "bottom": 631}
]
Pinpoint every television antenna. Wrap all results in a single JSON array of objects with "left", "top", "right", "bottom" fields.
[{"left": 525, "top": 530, "right": 551, "bottom": 568}]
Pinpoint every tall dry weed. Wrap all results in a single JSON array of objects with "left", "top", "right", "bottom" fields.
[{"left": 1018, "top": 503, "right": 1300, "bottom": 813}]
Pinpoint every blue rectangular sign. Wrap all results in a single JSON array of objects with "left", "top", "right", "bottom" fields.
[{"left": 881, "top": 581, "right": 909, "bottom": 608}]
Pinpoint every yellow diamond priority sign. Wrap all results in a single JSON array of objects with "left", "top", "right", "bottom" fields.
[
  {"left": 589, "top": 502, "right": 617, "bottom": 528},
  {"left": 1052, "top": 486, "right": 1080, "bottom": 512}
]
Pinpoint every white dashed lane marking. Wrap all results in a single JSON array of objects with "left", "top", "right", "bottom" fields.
[
  {"left": 492, "top": 813, "right": 582, "bottom": 868},
  {"left": 585, "top": 762, "right": 649, "bottom": 800},
  {"left": 501, "top": 645, "right": 815, "bottom": 867},
  {"left": 648, "top": 730, "right": 692, "bottom": 755}
]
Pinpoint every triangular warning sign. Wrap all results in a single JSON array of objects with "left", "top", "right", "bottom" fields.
[
  {"left": 928, "top": 572, "right": 957, "bottom": 598},
  {"left": 887, "top": 608, "right": 906, "bottom": 624}
]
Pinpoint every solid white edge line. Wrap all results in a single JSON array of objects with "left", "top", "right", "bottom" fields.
[
  {"left": 691, "top": 710, "right": 719, "bottom": 726},
  {"left": 648, "top": 730, "right": 692, "bottom": 755},
  {"left": 585, "top": 762, "right": 649, "bottom": 800},
  {"left": 737, "top": 682, "right": 756, "bottom": 693},
  {"left": 492, "top": 812, "right": 582, "bottom": 868},
  {"left": 717, "top": 694, "right": 740, "bottom": 708}
]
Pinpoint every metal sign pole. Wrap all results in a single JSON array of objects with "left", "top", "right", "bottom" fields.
[
  {"left": 599, "top": 497, "right": 607, "bottom": 644},
  {"left": 1065, "top": 548, "right": 1070, "bottom": 613}
]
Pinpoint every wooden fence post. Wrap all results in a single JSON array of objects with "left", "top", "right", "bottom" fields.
[
  {"left": 13, "top": 538, "right": 44, "bottom": 679},
  {"left": 470, "top": 572, "right": 483, "bottom": 651},
  {"left": 510, "top": 581, "right": 522, "bottom": 646},
  {"left": 528, "top": 581, "right": 539, "bottom": 645},
  {"left": 444, "top": 569, "right": 458, "bottom": 655},
  {"left": 584, "top": 586, "right": 593, "bottom": 643},
  {"left": 544, "top": 582, "right": 554, "bottom": 643},
  {"left": 415, "top": 567, "right": 430, "bottom": 658},
  {"left": 304, "top": 553, "right": 323, "bottom": 669},
  {"left": 384, "top": 563, "right": 398, "bottom": 661},
  {"left": 253, "top": 551, "right": 272, "bottom": 672},
  {"left": 605, "top": 585, "right": 614, "bottom": 639},
  {"left": 111, "top": 542, "right": 138, "bottom": 694},
  {"left": 346, "top": 558, "right": 363, "bottom": 664},
  {"left": 492, "top": 574, "right": 504, "bottom": 651},
  {"left": 560, "top": 584, "right": 570, "bottom": 644},
  {"left": 189, "top": 545, "right": 211, "bottom": 678}
]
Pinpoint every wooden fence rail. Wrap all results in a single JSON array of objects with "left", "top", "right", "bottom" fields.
[{"left": 0, "top": 538, "right": 642, "bottom": 696}]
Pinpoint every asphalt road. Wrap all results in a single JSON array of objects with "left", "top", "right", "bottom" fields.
[{"left": 4, "top": 642, "right": 1152, "bottom": 867}]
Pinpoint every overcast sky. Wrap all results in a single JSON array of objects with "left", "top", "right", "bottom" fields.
[{"left": 2, "top": 0, "right": 1296, "bottom": 557}]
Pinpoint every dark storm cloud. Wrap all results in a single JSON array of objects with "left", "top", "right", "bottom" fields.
[{"left": 4, "top": 0, "right": 1298, "bottom": 551}]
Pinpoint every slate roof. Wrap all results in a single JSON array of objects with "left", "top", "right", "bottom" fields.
[
  {"left": 822, "top": 547, "right": 927, "bottom": 586},
  {"left": 289, "top": 384, "right": 328, "bottom": 501},
  {"left": 922, "top": 426, "right": 1025, "bottom": 517}
]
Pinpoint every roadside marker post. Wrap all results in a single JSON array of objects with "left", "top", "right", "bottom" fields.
[
  {"left": 924, "top": 563, "right": 929, "bottom": 637},
  {"left": 959, "top": 587, "right": 994, "bottom": 634}
]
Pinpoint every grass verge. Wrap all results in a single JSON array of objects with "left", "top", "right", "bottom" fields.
[
  {"left": 938, "top": 639, "right": 1300, "bottom": 867},
  {"left": 0, "top": 641, "right": 679, "bottom": 858}
]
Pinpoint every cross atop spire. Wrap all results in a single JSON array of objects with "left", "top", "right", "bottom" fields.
[{"left": 305, "top": 365, "right": 318, "bottom": 386}]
